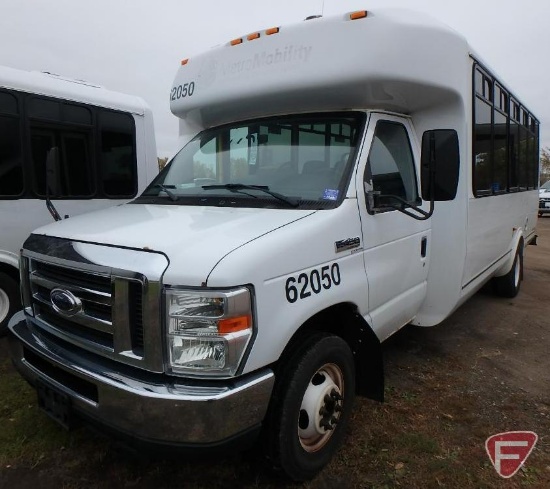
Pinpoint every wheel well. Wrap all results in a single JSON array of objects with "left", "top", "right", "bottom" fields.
[
  {"left": 277, "top": 303, "right": 384, "bottom": 402},
  {"left": 0, "top": 263, "right": 19, "bottom": 284}
]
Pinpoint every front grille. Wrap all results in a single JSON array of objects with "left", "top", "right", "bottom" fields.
[
  {"left": 28, "top": 258, "right": 145, "bottom": 358},
  {"left": 21, "top": 234, "right": 167, "bottom": 373},
  {"left": 34, "top": 261, "right": 112, "bottom": 293},
  {"left": 129, "top": 281, "right": 144, "bottom": 354}
]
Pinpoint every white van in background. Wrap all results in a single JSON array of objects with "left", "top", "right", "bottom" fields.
[{"left": 0, "top": 65, "right": 158, "bottom": 333}]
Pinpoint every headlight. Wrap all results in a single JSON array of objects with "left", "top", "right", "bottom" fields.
[{"left": 165, "top": 287, "right": 253, "bottom": 377}]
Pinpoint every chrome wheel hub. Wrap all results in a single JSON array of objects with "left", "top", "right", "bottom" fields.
[
  {"left": 0, "top": 288, "right": 9, "bottom": 323},
  {"left": 298, "top": 363, "right": 344, "bottom": 452}
]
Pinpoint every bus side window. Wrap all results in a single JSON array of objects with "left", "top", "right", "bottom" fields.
[
  {"left": 366, "top": 121, "right": 419, "bottom": 207},
  {"left": 0, "top": 91, "right": 23, "bottom": 196},
  {"left": 100, "top": 111, "right": 137, "bottom": 197}
]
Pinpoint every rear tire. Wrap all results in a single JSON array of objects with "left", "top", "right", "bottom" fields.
[
  {"left": 0, "top": 272, "right": 20, "bottom": 336},
  {"left": 264, "top": 333, "right": 355, "bottom": 481},
  {"left": 494, "top": 244, "right": 523, "bottom": 298}
]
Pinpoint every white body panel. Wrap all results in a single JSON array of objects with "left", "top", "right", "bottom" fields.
[{"left": 33, "top": 204, "right": 317, "bottom": 287}]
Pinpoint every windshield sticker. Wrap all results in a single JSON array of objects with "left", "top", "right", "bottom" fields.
[{"left": 323, "top": 189, "right": 339, "bottom": 201}]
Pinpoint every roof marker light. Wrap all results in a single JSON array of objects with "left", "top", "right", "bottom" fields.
[
  {"left": 350, "top": 10, "right": 368, "bottom": 20},
  {"left": 181, "top": 58, "right": 189, "bottom": 66},
  {"left": 230, "top": 38, "right": 243, "bottom": 46},
  {"left": 266, "top": 27, "right": 280, "bottom": 35},
  {"left": 247, "top": 32, "right": 260, "bottom": 41}
]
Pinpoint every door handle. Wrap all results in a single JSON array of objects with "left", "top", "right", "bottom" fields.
[{"left": 421, "top": 236, "right": 428, "bottom": 258}]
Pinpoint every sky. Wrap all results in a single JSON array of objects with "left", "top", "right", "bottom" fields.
[{"left": 1, "top": 0, "right": 549, "bottom": 158}]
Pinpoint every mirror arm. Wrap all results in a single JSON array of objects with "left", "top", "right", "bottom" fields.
[
  {"left": 45, "top": 147, "right": 62, "bottom": 222},
  {"left": 368, "top": 191, "right": 433, "bottom": 221}
]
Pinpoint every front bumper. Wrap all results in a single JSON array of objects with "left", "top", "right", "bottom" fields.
[{"left": 8, "top": 311, "right": 274, "bottom": 448}]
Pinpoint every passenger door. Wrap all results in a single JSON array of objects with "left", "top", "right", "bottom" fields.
[{"left": 356, "top": 114, "right": 431, "bottom": 341}]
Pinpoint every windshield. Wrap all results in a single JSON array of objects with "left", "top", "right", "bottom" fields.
[
  {"left": 541, "top": 181, "right": 550, "bottom": 190},
  {"left": 140, "top": 113, "right": 365, "bottom": 209}
]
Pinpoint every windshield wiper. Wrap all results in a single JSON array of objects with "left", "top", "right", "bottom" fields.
[
  {"left": 152, "top": 184, "right": 178, "bottom": 201},
  {"left": 202, "top": 184, "right": 299, "bottom": 207}
]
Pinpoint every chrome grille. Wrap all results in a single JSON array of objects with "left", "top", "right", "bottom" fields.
[
  {"left": 30, "top": 261, "right": 116, "bottom": 349},
  {"left": 21, "top": 234, "right": 167, "bottom": 373}
]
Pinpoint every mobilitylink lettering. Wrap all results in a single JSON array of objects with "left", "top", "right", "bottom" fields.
[{"left": 222, "top": 45, "right": 313, "bottom": 75}]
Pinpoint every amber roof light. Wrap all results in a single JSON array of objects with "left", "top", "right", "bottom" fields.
[{"left": 350, "top": 10, "right": 368, "bottom": 20}]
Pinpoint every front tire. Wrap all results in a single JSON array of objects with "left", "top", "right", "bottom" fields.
[
  {"left": 265, "top": 333, "right": 355, "bottom": 481},
  {"left": 0, "top": 272, "right": 19, "bottom": 336},
  {"left": 494, "top": 244, "right": 523, "bottom": 298}
]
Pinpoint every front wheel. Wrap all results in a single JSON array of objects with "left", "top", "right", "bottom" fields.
[
  {"left": 0, "top": 272, "right": 20, "bottom": 336},
  {"left": 494, "top": 244, "right": 523, "bottom": 298},
  {"left": 265, "top": 333, "right": 355, "bottom": 481}
]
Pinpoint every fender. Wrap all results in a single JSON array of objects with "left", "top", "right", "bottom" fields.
[
  {"left": 282, "top": 305, "right": 385, "bottom": 402},
  {"left": 0, "top": 250, "right": 20, "bottom": 271},
  {"left": 494, "top": 228, "right": 524, "bottom": 278}
]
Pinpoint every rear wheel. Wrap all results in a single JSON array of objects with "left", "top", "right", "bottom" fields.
[
  {"left": 265, "top": 333, "right": 355, "bottom": 481},
  {"left": 0, "top": 272, "right": 19, "bottom": 336},
  {"left": 494, "top": 244, "right": 523, "bottom": 298}
]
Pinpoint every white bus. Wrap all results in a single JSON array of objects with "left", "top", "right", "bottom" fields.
[
  {"left": 0, "top": 65, "right": 158, "bottom": 333},
  {"left": 8, "top": 9, "right": 539, "bottom": 481}
]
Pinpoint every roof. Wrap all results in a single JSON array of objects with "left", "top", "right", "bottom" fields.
[
  {"left": 0, "top": 64, "right": 148, "bottom": 115},
  {"left": 170, "top": 9, "right": 472, "bottom": 130}
]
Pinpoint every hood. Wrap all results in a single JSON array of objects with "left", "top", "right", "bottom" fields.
[{"left": 32, "top": 203, "right": 316, "bottom": 285}]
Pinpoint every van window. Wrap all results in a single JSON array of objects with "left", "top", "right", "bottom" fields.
[
  {"left": 0, "top": 91, "right": 23, "bottom": 196},
  {"left": 143, "top": 113, "right": 365, "bottom": 209},
  {"left": 366, "top": 121, "right": 419, "bottom": 206}
]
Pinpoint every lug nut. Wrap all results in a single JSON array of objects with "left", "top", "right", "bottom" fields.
[{"left": 330, "top": 389, "right": 343, "bottom": 401}]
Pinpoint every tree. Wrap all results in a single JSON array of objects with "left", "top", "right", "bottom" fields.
[
  {"left": 157, "top": 157, "right": 169, "bottom": 171},
  {"left": 541, "top": 147, "right": 550, "bottom": 184}
]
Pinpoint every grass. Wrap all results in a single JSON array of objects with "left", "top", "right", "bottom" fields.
[{"left": 0, "top": 329, "right": 548, "bottom": 488}]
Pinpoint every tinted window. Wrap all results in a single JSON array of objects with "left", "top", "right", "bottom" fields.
[
  {"left": 493, "top": 110, "right": 508, "bottom": 192},
  {"left": 0, "top": 91, "right": 18, "bottom": 115},
  {"left": 64, "top": 104, "right": 92, "bottom": 125},
  {"left": 0, "top": 116, "right": 23, "bottom": 196},
  {"left": 31, "top": 130, "right": 55, "bottom": 195},
  {"left": 100, "top": 111, "right": 136, "bottom": 197},
  {"left": 31, "top": 128, "right": 93, "bottom": 197},
  {"left": 29, "top": 98, "right": 61, "bottom": 121},
  {"left": 1, "top": 90, "right": 138, "bottom": 200},
  {"left": 367, "top": 121, "right": 418, "bottom": 206},
  {"left": 472, "top": 64, "right": 538, "bottom": 197},
  {"left": 62, "top": 133, "right": 92, "bottom": 196},
  {"left": 474, "top": 98, "right": 492, "bottom": 194}
]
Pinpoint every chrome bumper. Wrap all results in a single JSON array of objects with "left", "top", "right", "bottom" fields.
[{"left": 8, "top": 311, "right": 274, "bottom": 446}]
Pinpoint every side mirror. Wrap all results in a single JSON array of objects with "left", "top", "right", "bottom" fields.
[{"left": 421, "top": 130, "right": 459, "bottom": 201}]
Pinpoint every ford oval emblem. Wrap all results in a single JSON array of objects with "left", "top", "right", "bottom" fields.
[{"left": 50, "top": 288, "right": 82, "bottom": 317}]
